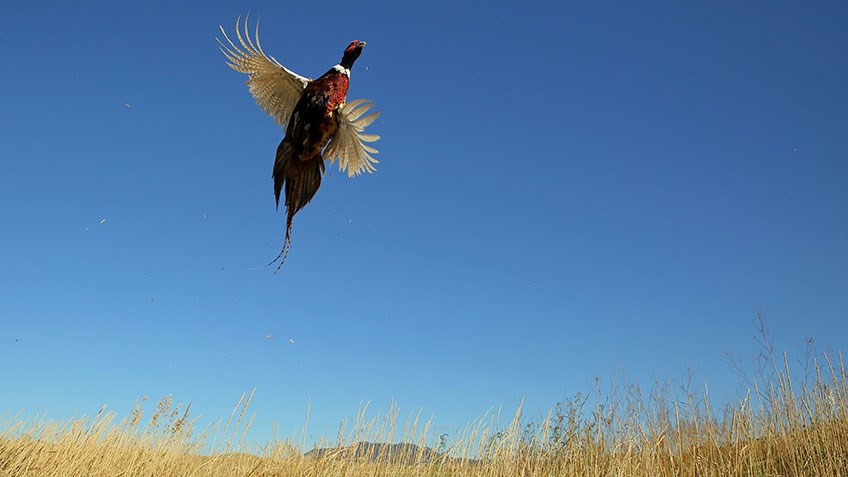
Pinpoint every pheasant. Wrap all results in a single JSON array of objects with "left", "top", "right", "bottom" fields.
[{"left": 218, "top": 17, "right": 380, "bottom": 271}]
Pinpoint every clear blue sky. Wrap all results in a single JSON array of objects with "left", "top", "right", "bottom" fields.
[{"left": 1, "top": 1, "right": 847, "bottom": 447}]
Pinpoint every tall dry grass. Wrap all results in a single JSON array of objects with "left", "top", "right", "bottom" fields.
[{"left": 2, "top": 331, "right": 846, "bottom": 476}]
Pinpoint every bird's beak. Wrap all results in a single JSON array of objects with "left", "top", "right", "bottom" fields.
[{"left": 358, "top": 41, "right": 367, "bottom": 48}]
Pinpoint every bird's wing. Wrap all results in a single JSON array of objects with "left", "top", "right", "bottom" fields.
[
  {"left": 217, "top": 16, "right": 310, "bottom": 128},
  {"left": 325, "top": 99, "right": 381, "bottom": 177}
]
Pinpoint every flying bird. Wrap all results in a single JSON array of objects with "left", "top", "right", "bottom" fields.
[{"left": 218, "top": 17, "right": 380, "bottom": 271}]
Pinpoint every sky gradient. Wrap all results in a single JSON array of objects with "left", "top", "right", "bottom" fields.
[{"left": 1, "top": 1, "right": 847, "bottom": 447}]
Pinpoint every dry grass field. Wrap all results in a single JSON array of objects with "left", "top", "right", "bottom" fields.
[{"left": 2, "top": 338, "right": 846, "bottom": 476}]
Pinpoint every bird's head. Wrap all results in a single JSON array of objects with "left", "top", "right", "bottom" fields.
[{"left": 340, "top": 40, "right": 366, "bottom": 69}]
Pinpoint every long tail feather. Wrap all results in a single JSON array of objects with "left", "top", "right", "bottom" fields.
[
  {"left": 269, "top": 139, "right": 324, "bottom": 272},
  {"left": 267, "top": 223, "right": 292, "bottom": 273}
]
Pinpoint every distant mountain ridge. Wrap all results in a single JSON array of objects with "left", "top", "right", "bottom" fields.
[{"left": 305, "top": 442, "right": 441, "bottom": 463}]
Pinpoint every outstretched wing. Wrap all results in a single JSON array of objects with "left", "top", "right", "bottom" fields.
[
  {"left": 325, "top": 99, "right": 381, "bottom": 177},
  {"left": 217, "top": 16, "right": 310, "bottom": 129}
]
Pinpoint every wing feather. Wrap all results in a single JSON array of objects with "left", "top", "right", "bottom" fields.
[
  {"left": 354, "top": 112, "right": 380, "bottom": 128},
  {"left": 217, "top": 16, "right": 309, "bottom": 128},
  {"left": 325, "top": 100, "right": 382, "bottom": 177}
]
